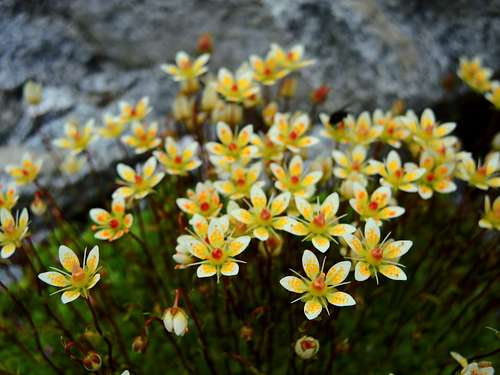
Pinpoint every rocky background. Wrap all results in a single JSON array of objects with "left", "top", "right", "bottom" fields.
[{"left": 0, "top": 0, "right": 499, "bottom": 215}]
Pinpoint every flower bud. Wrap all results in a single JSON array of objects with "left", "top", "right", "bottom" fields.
[
  {"left": 201, "top": 82, "right": 219, "bottom": 112},
  {"left": 180, "top": 78, "right": 200, "bottom": 96},
  {"left": 240, "top": 325, "right": 253, "bottom": 342},
  {"left": 197, "top": 33, "right": 214, "bottom": 54},
  {"left": 294, "top": 336, "right": 319, "bottom": 360},
  {"left": 82, "top": 351, "right": 102, "bottom": 372},
  {"left": 212, "top": 102, "right": 242, "bottom": 127},
  {"left": 279, "top": 77, "right": 297, "bottom": 98},
  {"left": 163, "top": 307, "right": 189, "bottom": 336},
  {"left": 23, "top": 81, "right": 43, "bottom": 106},
  {"left": 262, "top": 102, "right": 279, "bottom": 127},
  {"left": 30, "top": 192, "right": 47, "bottom": 216},
  {"left": 391, "top": 99, "right": 405, "bottom": 116},
  {"left": 172, "top": 95, "right": 193, "bottom": 122},
  {"left": 258, "top": 234, "right": 283, "bottom": 257},
  {"left": 310, "top": 85, "right": 330, "bottom": 105},
  {"left": 132, "top": 335, "right": 149, "bottom": 353}
]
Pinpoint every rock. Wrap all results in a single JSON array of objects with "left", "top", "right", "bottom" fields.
[{"left": 0, "top": 0, "right": 499, "bottom": 215}]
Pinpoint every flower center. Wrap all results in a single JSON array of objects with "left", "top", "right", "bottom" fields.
[
  {"left": 371, "top": 247, "right": 383, "bottom": 261},
  {"left": 260, "top": 208, "right": 272, "bottom": 221},
  {"left": 236, "top": 178, "right": 246, "bottom": 186},
  {"left": 394, "top": 169, "right": 404, "bottom": 178},
  {"left": 135, "top": 175, "right": 143, "bottom": 184},
  {"left": 71, "top": 264, "right": 86, "bottom": 284},
  {"left": 109, "top": 218, "right": 120, "bottom": 229},
  {"left": 211, "top": 248, "right": 223, "bottom": 260},
  {"left": 174, "top": 155, "right": 183, "bottom": 164},
  {"left": 300, "top": 339, "right": 316, "bottom": 351},
  {"left": 313, "top": 212, "right": 326, "bottom": 227},
  {"left": 264, "top": 67, "right": 272, "bottom": 76},
  {"left": 311, "top": 273, "right": 326, "bottom": 292},
  {"left": 22, "top": 169, "right": 29, "bottom": 176},
  {"left": 477, "top": 166, "right": 487, "bottom": 176},
  {"left": 228, "top": 143, "right": 237, "bottom": 152},
  {"left": 290, "top": 175, "right": 300, "bottom": 185},
  {"left": 352, "top": 162, "right": 360, "bottom": 171},
  {"left": 426, "top": 173, "right": 435, "bottom": 182},
  {"left": 200, "top": 202, "right": 210, "bottom": 212},
  {"left": 231, "top": 83, "right": 238, "bottom": 92},
  {"left": 368, "top": 201, "right": 378, "bottom": 210},
  {"left": 289, "top": 130, "right": 298, "bottom": 140}
]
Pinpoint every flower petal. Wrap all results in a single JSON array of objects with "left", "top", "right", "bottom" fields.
[
  {"left": 326, "top": 261, "right": 351, "bottom": 285},
  {"left": 221, "top": 261, "right": 239, "bottom": 276},
  {"left": 197, "top": 264, "right": 217, "bottom": 278},
  {"left": 383, "top": 240, "right": 412, "bottom": 259},
  {"left": 59, "top": 245, "right": 80, "bottom": 272},
  {"left": 38, "top": 271, "right": 69, "bottom": 287},
  {"left": 379, "top": 265, "right": 407, "bottom": 281},
  {"left": 280, "top": 276, "right": 307, "bottom": 293},
  {"left": 354, "top": 262, "right": 371, "bottom": 281},
  {"left": 61, "top": 290, "right": 81, "bottom": 304},
  {"left": 302, "top": 249, "right": 319, "bottom": 279},
  {"left": 326, "top": 291, "right": 356, "bottom": 306},
  {"left": 304, "top": 298, "right": 322, "bottom": 320}
]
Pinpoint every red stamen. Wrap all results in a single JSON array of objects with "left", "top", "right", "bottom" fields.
[
  {"left": 368, "top": 201, "right": 378, "bottom": 210},
  {"left": 260, "top": 208, "right": 271, "bottom": 221},
  {"left": 289, "top": 130, "right": 298, "bottom": 140},
  {"left": 200, "top": 202, "right": 210, "bottom": 212},
  {"left": 109, "top": 218, "right": 120, "bottom": 229},
  {"left": 313, "top": 212, "right": 326, "bottom": 227},
  {"left": 301, "top": 339, "right": 316, "bottom": 351},
  {"left": 371, "top": 247, "right": 383, "bottom": 261},
  {"left": 290, "top": 175, "right": 300, "bottom": 185},
  {"left": 228, "top": 143, "right": 237, "bottom": 152},
  {"left": 211, "top": 248, "right": 223, "bottom": 260},
  {"left": 426, "top": 173, "right": 435, "bottom": 182},
  {"left": 174, "top": 155, "right": 183, "bottom": 164}
]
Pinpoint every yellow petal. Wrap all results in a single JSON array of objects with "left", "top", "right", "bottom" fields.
[
  {"left": 302, "top": 250, "right": 319, "bottom": 279},
  {"left": 326, "top": 291, "right": 355, "bottom": 306},
  {"left": 304, "top": 298, "right": 322, "bottom": 320},
  {"left": 379, "top": 264, "right": 407, "bottom": 281},
  {"left": 280, "top": 276, "right": 307, "bottom": 293}
]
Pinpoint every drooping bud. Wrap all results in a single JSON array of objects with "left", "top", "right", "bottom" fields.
[
  {"left": 172, "top": 95, "right": 193, "bottom": 122},
  {"left": 294, "top": 336, "right": 320, "bottom": 360},
  {"left": 132, "top": 335, "right": 149, "bottom": 353},
  {"left": 82, "top": 351, "right": 102, "bottom": 372},
  {"left": 30, "top": 191, "right": 47, "bottom": 216},
  {"left": 23, "top": 81, "right": 43, "bottom": 106},
  {"left": 163, "top": 307, "right": 189, "bottom": 336}
]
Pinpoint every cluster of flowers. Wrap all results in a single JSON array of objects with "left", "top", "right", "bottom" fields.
[
  {"left": 3, "top": 39, "right": 498, "bottom": 369},
  {"left": 458, "top": 57, "right": 500, "bottom": 109}
]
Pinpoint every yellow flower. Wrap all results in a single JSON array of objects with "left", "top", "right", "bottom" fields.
[
  {"left": 457, "top": 57, "right": 492, "bottom": 93},
  {"left": 344, "top": 219, "right": 412, "bottom": 284},
  {"left": 216, "top": 67, "right": 259, "bottom": 103},
  {"left": 181, "top": 215, "right": 250, "bottom": 282},
  {"left": 60, "top": 154, "right": 85, "bottom": 176},
  {"left": 479, "top": 196, "right": 500, "bottom": 230},
  {"left": 372, "top": 109, "right": 409, "bottom": 148},
  {"left": 0, "top": 184, "right": 18, "bottom": 211},
  {"left": 113, "top": 157, "right": 165, "bottom": 200},
  {"left": 0, "top": 208, "right": 29, "bottom": 259},
  {"left": 99, "top": 114, "right": 128, "bottom": 139},
  {"left": 90, "top": 197, "right": 133, "bottom": 241},
  {"left": 154, "top": 137, "right": 201, "bottom": 176},
  {"left": 251, "top": 133, "right": 284, "bottom": 164},
  {"left": 161, "top": 51, "right": 210, "bottom": 82},
  {"left": 368, "top": 150, "right": 426, "bottom": 193},
  {"left": 450, "top": 351, "right": 495, "bottom": 375},
  {"left": 279, "top": 193, "right": 356, "bottom": 252},
  {"left": 173, "top": 235, "right": 196, "bottom": 269},
  {"left": 229, "top": 185, "right": 291, "bottom": 240},
  {"left": 332, "top": 146, "right": 377, "bottom": 181},
  {"left": 319, "top": 113, "right": 350, "bottom": 144},
  {"left": 485, "top": 81, "right": 500, "bottom": 109},
  {"left": 280, "top": 250, "right": 355, "bottom": 320},
  {"left": 268, "top": 112, "right": 319, "bottom": 153},
  {"left": 5, "top": 153, "right": 43, "bottom": 186},
  {"left": 214, "top": 163, "right": 263, "bottom": 200},
  {"left": 343, "top": 112, "right": 383, "bottom": 146},
  {"left": 269, "top": 44, "right": 315, "bottom": 72},
  {"left": 121, "top": 122, "right": 161, "bottom": 154},
  {"left": 456, "top": 152, "right": 500, "bottom": 190},
  {"left": 270, "top": 156, "right": 322, "bottom": 199},
  {"left": 250, "top": 52, "right": 289, "bottom": 85},
  {"left": 349, "top": 183, "right": 405, "bottom": 225},
  {"left": 176, "top": 182, "right": 222, "bottom": 218},
  {"left": 53, "top": 119, "right": 96, "bottom": 155},
  {"left": 403, "top": 109, "right": 456, "bottom": 149},
  {"left": 38, "top": 245, "right": 101, "bottom": 304},
  {"left": 411, "top": 151, "right": 456, "bottom": 199},
  {"left": 206, "top": 122, "right": 257, "bottom": 164},
  {"left": 119, "top": 97, "right": 152, "bottom": 123}
]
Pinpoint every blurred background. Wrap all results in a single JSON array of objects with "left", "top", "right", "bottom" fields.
[{"left": 0, "top": 0, "right": 499, "bottom": 211}]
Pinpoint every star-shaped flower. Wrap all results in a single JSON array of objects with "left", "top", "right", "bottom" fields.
[
  {"left": 119, "top": 97, "right": 152, "bottom": 124},
  {"left": 154, "top": 137, "right": 201, "bottom": 176},
  {"left": 271, "top": 156, "right": 322, "bottom": 199},
  {"left": 349, "top": 184, "right": 405, "bottom": 225},
  {"left": 268, "top": 112, "right": 319, "bottom": 153},
  {"left": 176, "top": 182, "right": 223, "bottom": 218},
  {"left": 89, "top": 197, "right": 133, "bottom": 241},
  {"left": 113, "top": 157, "right": 165, "bottom": 200},
  {"left": 53, "top": 119, "right": 96, "bottom": 155},
  {"left": 0, "top": 208, "right": 29, "bottom": 259},
  {"left": 206, "top": 122, "right": 257, "bottom": 164},
  {"left": 214, "top": 163, "right": 263, "bottom": 200},
  {"left": 121, "top": 122, "right": 161, "bottom": 154},
  {"left": 161, "top": 51, "right": 210, "bottom": 82},
  {"left": 216, "top": 67, "right": 260, "bottom": 103},
  {"left": 478, "top": 195, "right": 500, "bottom": 231},
  {"left": 5, "top": 153, "right": 43, "bottom": 186}
]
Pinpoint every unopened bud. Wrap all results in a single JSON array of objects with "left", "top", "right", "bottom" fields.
[
  {"left": 197, "top": 33, "right": 214, "bottom": 54},
  {"left": 163, "top": 307, "right": 189, "bottom": 336},
  {"left": 258, "top": 234, "right": 283, "bottom": 257},
  {"left": 310, "top": 85, "right": 330, "bottom": 105},
  {"left": 23, "top": 81, "right": 43, "bottom": 106},
  {"left": 82, "top": 351, "right": 102, "bottom": 372},
  {"left": 201, "top": 82, "right": 219, "bottom": 112},
  {"left": 294, "top": 336, "right": 319, "bottom": 360},
  {"left": 240, "top": 325, "right": 253, "bottom": 342},
  {"left": 30, "top": 192, "right": 47, "bottom": 216},
  {"left": 180, "top": 78, "right": 200, "bottom": 96},
  {"left": 172, "top": 95, "right": 193, "bottom": 122},
  {"left": 391, "top": 99, "right": 406, "bottom": 116},
  {"left": 262, "top": 102, "right": 279, "bottom": 127},
  {"left": 132, "top": 335, "right": 149, "bottom": 353},
  {"left": 279, "top": 77, "right": 297, "bottom": 98}
]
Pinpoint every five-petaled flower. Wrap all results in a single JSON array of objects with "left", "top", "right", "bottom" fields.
[
  {"left": 478, "top": 196, "right": 500, "bottom": 230},
  {"left": 214, "top": 163, "right": 263, "bottom": 200},
  {"left": 181, "top": 215, "right": 250, "bottom": 282},
  {"left": 38, "top": 245, "right": 101, "bottom": 304},
  {"left": 349, "top": 183, "right": 405, "bottom": 225},
  {"left": 450, "top": 351, "right": 495, "bottom": 375},
  {"left": 161, "top": 51, "right": 210, "bottom": 82},
  {"left": 229, "top": 185, "right": 291, "bottom": 240},
  {"left": 280, "top": 250, "right": 355, "bottom": 320},
  {"left": 90, "top": 197, "right": 133, "bottom": 241},
  {"left": 280, "top": 193, "right": 356, "bottom": 253},
  {"left": 250, "top": 51, "right": 289, "bottom": 85},
  {"left": 457, "top": 57, "right": 492, "bottom": 93},
  {"left": 119, "top": 97, "right": 152, "bottom": 124},
  {"left": 343, "top": 112, "right": 383, "bottom": 146},
  {"left": 154, "top": 137, "right": 201, "bottom": 176},
  {"left": 113, "top": 157, "right": 165, "bottom": 200},
  {"left": 268, "top": 113, "right": 319, "bottom": 153},
  {"left": 456, "top": 152, "right": 500, "bottom": 190},
  {"left": 269, "top": 44, "right": 315, "bottom": 72},
  {"left": 177, "top": 182, "right": 223, "bottom": 218},
  {"left": 271, "top": 156, "right": 322, "bottom": 199},
  {"left": 403, "top": 109, "right": 456, "bottom": 150},
  {"left": 121, "top": 122, "right": 161, "bottom": 154},
  {"left": 368, "top": 150, "right": 426, "bottom": 193},
  {"left": 332, "top": 146, "right": 377, "bottom": 182},
  {"left": 0, "top": 184, "right": 18, "bottom": 211},
  {"left": 5, "top": 153, "right": 43, "bottom": 186},
  {"left": 410, "top": 152, "right": 457, "bottom": 199},
  {"left": 216, "top": 67, "right": 259, "bottom": 103},
  {"left": 344, "top": 219, "right": 412, "bottom": 284},
  {"left": 206, "top": 122, "right": 257, "bottom": 164},
  {"left": 99, "top": 114, "right": 128, "bottom": 139},
  {"left": 0, "top": 208, "right": 29, "bottom": 259},
  {"left": 372, "top": 109, "right": 409, "bottom": 148},
  {"left": 53, "top": 119, "right": 96, "bottom": 155}
]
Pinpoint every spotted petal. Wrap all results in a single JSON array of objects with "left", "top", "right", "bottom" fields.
[
  {"left": 220, "top": 261, "right": 239, "bottom": 276},
  {"left": 379, "top": 265, "right": 407, "bottom": 281},
  {"left": 197, "top": 264, "right": 217, "bottom": 278},
  {"left": 38, "top": 271, "right": 69, "bottom": 287},
  {"left": 326, "top": 291, "right": 356, "bottom": 306},
  {"left": 59, "top": 245, "right": 80, "bottom": 272},
  {"left": 383, "top": 240, "right": 412, "bottom": 259},
  {"left": 280, "top": 276, "right": 307, "bottom": 293},
  {"left": 302, "top": 249, "right": 319, "bottom": 279},
  {"left": 326, "top": 261, "right": 351, "bottom": 285},
  {"left": 61, "top": 290, "right": 81, "bottom": 304},
  {"left": 304, "top": 298, "right": 322, "bottom": 320},
  {"left": 354, "top": 262, "right": 371, "bottom": 281},
  {"left": 85, "top": 246, "right": 99, "bottom": 273}
]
